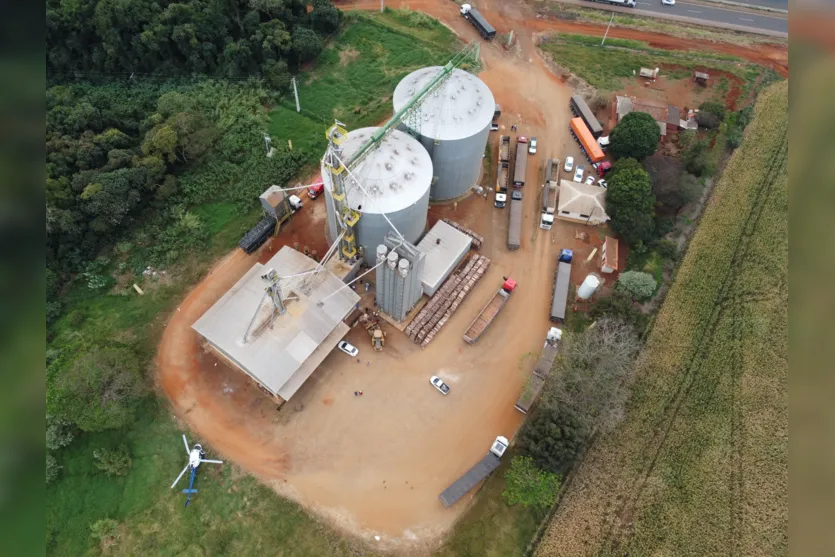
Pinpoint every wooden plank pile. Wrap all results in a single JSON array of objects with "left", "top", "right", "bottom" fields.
[
  {"left": 405, "top": 254, "right": 491, "bottom": 347},
  {"left": 442, "top": 218, "right": 483, "bottom": 250}
]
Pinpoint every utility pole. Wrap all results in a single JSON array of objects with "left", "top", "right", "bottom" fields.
[
  {"left": 292, "top": 77, "right": 300, "bottom": 113},
  {"left": 601, "top": 12, "right": 615, "bottom": 46}
]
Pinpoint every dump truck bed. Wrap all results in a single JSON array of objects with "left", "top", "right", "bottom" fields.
[
  {"left": 497, "top": 162, "right": 509, "bottom": 191},
  {"left": 438, "top": 453, "right": 501, "bottom": 508},
  {"left": 463, "top": 290, "right": 510, "bottom": 344},
  {"left": 499, "top": 136, "right": 510, "bottom": 162},
  {"left": 515, "top": 338, "right": 560, "bottom": 413},
  {"left": 513, "top": 142, "right": 527, "bottom": 186},
  {"left": 508, "top": 198, "right": 523, "bottom": 250}
]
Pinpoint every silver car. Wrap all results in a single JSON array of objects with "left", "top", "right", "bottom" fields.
[
  {"left": 337, "top": 341, "right": 359, "bottom": 357},
  {"left": 573, "top": 166, "right": 585, "bottom": 183},
  {"left": 430, "top": 376, "right": 450, "bottom": 395}
]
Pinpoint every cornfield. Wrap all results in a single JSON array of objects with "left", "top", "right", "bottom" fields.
[{"left": 536, "top": 80, "right": 788, "bottom": 556}]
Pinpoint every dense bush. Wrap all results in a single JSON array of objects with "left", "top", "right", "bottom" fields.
[
  {"left": 93, "top": 445, "right": 133, "bottom": 476},
  {"left": 617, "top": 270, "right": 658, "bottom": 300},
  {"left": 517, "top": 405, "right": 587, "bottom": 475},
  {"left": 681, "top": 137, "right": 713, "bottom": 177},
  {"left": 609, "top": 112, "right": 660, "bottom": 160},
  {"left": 605, "top": 160, "right": 656, "bottom": 246},
  {"left": 48, "top": 345, "right": 146, "bottom": 432},
  {"left": 502, "top": 456, "right": 561, "bottom": 510},
  {"left": 46, "top": 415, "right": 76, "bottom": 451},
  {"left": 590, "top": 291, "right": 649, "bottom": 333},
  {"left": 47, "top": 454, "right": 61, "bottom": 484}
]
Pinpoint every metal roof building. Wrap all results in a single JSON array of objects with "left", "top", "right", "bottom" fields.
[
  {"left": 192, "top": 246, "right": 360, "bottom": 401},
  {"left": 416, "top": 220, "right": 473, "bottom": 296},
  {"left": 393, "top": 67, "right": 495, "bottom": 201},
  {"left": 321, "top": 127, "right": 432, "bottom": 266}
]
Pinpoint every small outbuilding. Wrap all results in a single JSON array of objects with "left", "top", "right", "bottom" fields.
[
  {"left": 416, "top": 220, "right": 473, "bottom": 296},
  {"left": 556, "top": 180, "right": 610, "bottom": 226},
  {"left": 600, "top": 236, "right": 620, "bottom": 274},
  {"left": 694, "top": 71, "right": 710, "bottom": 85}
]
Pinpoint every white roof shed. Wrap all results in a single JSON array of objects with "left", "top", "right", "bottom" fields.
[{"left": 416, "top": 220, "right": 473, "bottom": 296}]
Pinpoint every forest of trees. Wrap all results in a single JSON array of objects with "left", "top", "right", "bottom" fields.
[{"left": 46, "top": 0, "right": 340, "bottom": 320}]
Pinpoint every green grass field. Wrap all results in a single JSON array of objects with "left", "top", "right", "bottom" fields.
[
  {"left": 536, "top": 81, "right": 788, "bottom": 556},
  {"left": 538, "top": 33, "right": 770, "bottom": 96},
  {"left": 269, "top": 10, "right": 458, "bottom": 166}
]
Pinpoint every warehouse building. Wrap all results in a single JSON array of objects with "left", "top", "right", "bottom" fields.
[
  {"left": 192, "top": 246, "right": 360, "bottom": 401},
  {"left": 416, "top": 220, "right": 473, "bottom": 296}
]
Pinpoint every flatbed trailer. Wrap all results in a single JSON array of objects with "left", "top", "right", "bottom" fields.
[
  {"left": 463, "top": 278, "right": 517, "bottom": 344},
  {"left": 515, "top": 328, "right": 562, "bottom": 413},
  {"left": 439, "top": 436, "right": 509, "bottom": 508}
]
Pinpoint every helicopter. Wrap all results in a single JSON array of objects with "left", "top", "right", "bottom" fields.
[{"left": 171, "top": 434, "right": 223, "bottom": 507}]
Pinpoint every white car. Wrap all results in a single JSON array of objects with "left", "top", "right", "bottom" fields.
[
  {"left": 528, "top": 137, "right": 538, "bottom": 155},
  {"left": 563, "top": 156, "right": 574, "bottom": 173},
  {"left": 585, "top": 175, "right": 596, "bottom": 186},
  {"left": 598, "top": 179, "right": 608, "bottom": 189},
  {"left": 573, "top": 166, "right": 585, "bottom": 183},
  {"left": 430, "top": 376, "right": 451, "bottom": 395},
  {"left": 337, "top": 341, "right": 359, "bottom": 357},
  {"left": 662, "top": 0, "right": 675, "bottom": 5}
]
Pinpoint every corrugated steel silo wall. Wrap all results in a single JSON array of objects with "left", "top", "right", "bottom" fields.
[
  {"left": 401, "top": 121, "right": 491, "bottom": 201},
  {"left": 322, "top": 169, "right": 340, "bottom": 245},
  {"left": 355, "top": 186, "right": 430, "bottom": 265}
]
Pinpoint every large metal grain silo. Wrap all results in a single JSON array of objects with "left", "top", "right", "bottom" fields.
[
  {"left": 321, "top": 127, "right": 432, "bottom": 266},
  {"left": 393, "top": 67, "right": 495, "bottom": 201}
]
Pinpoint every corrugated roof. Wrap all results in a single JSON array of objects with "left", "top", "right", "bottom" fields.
[
  {"left": 603, "top": 236, "right": 619, "bottom": 271},
  {"left": 667, "top": 106, "right": 681, "bottom": 125},
  {"left": 616, "top": 95, "right": 669, "bottom": 124},
  {"left": 558, "top": 180, "right": 609, "bottom": 222},
  {"left": 192, "top": 247, "right": 359, "bottom": 399},
  {"left": 416, "top": 220, "right": 472, "bottom": 295}
]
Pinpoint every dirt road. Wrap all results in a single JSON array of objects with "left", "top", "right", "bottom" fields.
[{"left": 156, "top": 0, "right": 787, "bottom": 550}]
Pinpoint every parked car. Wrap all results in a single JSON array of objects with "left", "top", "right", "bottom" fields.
[
  {"left": 528, "top": 137, "right": 537, "bottom": 155},
  {"left": 585, "top": 175, "right": 596, "bottom": 185},
  {"left": 489, "top": 123, "right": 499, "bottom": 131},
  {"left": 337, "top": 341, "right": 359, "bottom": 357},
  {"left": 662, "top": 0, "right": 675, "bottom": 4},
  {"left": 563, "top": 156, "right": 574, "bottom": 173},
  {"left": 598, "top": 179, "right": 608, "bottom": 189},
  {"left": 573, "top": 166, "right": 585, "bottom": 183},
  {"left": 430, "top": 376, "right": 451, "bottom": 395}
]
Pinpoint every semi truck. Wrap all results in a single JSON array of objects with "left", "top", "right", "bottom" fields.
[
  {"left": 439, "top": 436, "right": 509, "bottom": 508},
  {"left": 507, "top": 190, "right": 523, "bottom": 250},
  {"left": 460, "top": 4, "right": 496, "bottom": 40},
  {"left": 499, "top": 135, "right": 510, "bottom": 162},
  {"left": 550, "top": 249, "right": 573, "bottom": 323},
  {"left": 569, "top": 118, "right": 605, "bottom": 164},
  {"left": 540, "top": 159, "right": 560, "bottom": 229},
  {"left": 513, "top": 139, "right": 528, "bottom": 187},
  {"left": 463, "top": 278, "right": 517, "bottom": 344},
  {"left": 514, "top": 327, "right": 562, "bottom": 414},
  {"left": 569, "top": 95, "right": 604, "bottom": 139}
]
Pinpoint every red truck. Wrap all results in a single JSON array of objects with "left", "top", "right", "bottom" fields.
[{"left": 307, "top": 182, "right": 324, "bottom": 199}]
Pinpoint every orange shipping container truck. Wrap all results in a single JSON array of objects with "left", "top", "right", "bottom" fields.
[{"left": 569, "top": 117, "right": 605, "bottom": 163}]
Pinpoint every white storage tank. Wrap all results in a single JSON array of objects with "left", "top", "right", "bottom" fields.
[
  {"left": 393, "top": 67, "right": 495, "bottom": 201},
  {"left": 577, "top": 273, "right": 601, "bottom": 300},
  {"left": 321, "top": 127, "right": 432, "bottom": 265}
]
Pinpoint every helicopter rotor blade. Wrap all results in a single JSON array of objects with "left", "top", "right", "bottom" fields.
[
  {"left": 201, "top": 459, "right": 223, "bottom": 464},
  {"left": 182, "top": 434, "right": 190, "bottom": 455},
  {"left": 171, "top": 464, "right": 190, "bottom": 489}
]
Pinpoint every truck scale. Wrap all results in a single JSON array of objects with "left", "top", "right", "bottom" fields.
[
  {"left": 439, "top": 436, "right": 509, "bottom": 508},
  {"left": 463, "top": 278, "right": 517, "bottom": 344}
]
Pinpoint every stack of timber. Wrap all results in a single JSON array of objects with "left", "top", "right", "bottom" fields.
[
  {"left": 405, "top": 254, "right": 491, "bottom": 347},
  {"left": 442, "top": 218, "right": 483, "bottom": 250}
]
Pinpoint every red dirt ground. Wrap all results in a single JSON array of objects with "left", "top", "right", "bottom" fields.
[{"left": 156, "top": 0, "right": 787, "bottom": 550}]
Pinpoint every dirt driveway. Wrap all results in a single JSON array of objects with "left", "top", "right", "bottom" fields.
[{"left": 155, "top": 0, "right": 786, "bottom": 550}]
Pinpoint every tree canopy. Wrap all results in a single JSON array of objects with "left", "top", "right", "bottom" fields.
[
  {"left": 47, "top": 0, "right": 339, "bottom": 81},
  {"left": 606, "top": 159, "right": 656, "bottom": 246},
  {"left": 609, "top": 111, "right": 660, "bottom": 160}
]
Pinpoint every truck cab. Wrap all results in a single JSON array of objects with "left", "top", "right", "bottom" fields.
[
  {"left": 490, "top": 436, "right": 509, "bottom": 458},
  {"left": 540, "top": 213, "right": 554, "bottom": 230},
  {"left": 494, "top": 192, "right": 507, "bottom": 208},
  {"left": 288, "top": 195, "right": 303, "bottom": 212}
]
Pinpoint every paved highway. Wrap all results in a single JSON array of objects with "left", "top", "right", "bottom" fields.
[
  {"left": 592, "top": 0, "right": 789, "bottom": 35},
  {"left": 738, "top": 0, "right": 787, "bottom": 10}
]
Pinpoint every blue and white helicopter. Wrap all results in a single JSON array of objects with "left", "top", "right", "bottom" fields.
[{"left": 170, "top": 434, "right": 223, "bottom": 507}]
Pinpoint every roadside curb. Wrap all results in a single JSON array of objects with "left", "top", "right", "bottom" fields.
[{"left": 688, "top": 0, "right": 788, "bottom": 15}]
